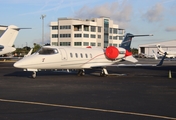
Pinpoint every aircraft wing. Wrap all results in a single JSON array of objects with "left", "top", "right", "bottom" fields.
[
  {"left": 90, "top": 63, "right": 157, "bottom": 68},
  {"left": 114, "top": 64, "right": 157, "bottom": 67},
  {"left": 122, "top": 55, "right": 138, "bottom": 63},
  {"left": 156, "top": 52, "right": 167, "bottom": 66}
]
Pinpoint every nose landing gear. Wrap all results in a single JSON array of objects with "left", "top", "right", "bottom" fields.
[{"left": 32, "top": 71, "right": 36, "bottom": 78}]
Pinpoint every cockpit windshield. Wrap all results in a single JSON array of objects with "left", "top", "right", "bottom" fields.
[{"left": 38, "top": 47, "right": 58, "bottom": 55}]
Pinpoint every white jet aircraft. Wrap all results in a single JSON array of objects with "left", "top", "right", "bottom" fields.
[
  {"left": 156, "top": 44, "right": 176, "bottom": 58},
  {"left": 0, "top": 25, "right": 30, "bottom": 55},
  {"left": 14, "top": 33, "right": 153, "bottom": 78}
]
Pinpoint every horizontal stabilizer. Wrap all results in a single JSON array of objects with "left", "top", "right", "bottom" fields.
[
  {"left": 13, "top": 28, "right": 32, "bottom": 31},
  {"left": 0, "top": 25, "right": 8, "bottom": 27},
  {"left": 123, "top": 55, "right": 138, "bottom": 63}
]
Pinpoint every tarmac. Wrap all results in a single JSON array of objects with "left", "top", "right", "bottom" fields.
[{"left": 0, "top": 59, "right": 176, "bottom": 120}]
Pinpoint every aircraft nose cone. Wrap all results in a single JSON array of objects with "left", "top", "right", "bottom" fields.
[
  {"left": 13, "top": 61, "right": 21, "bottom": 68},
  {"left": 14, "top": 60, "right": 25, "bottom": 68}
]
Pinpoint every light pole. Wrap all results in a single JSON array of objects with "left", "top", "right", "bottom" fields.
[{"left": 41, "top": 15, "right": 46, "bottom": 45}]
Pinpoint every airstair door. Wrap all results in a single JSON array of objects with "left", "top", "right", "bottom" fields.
[{"left": 59, "top": 48, "right": 67, "bottom": 60}]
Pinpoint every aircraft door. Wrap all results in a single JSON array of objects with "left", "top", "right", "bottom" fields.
[{"left": 59, "top": 48, "right": 67, "bottom": 60}]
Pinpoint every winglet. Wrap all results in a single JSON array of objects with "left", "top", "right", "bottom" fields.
[
  {"left": 24, "top": 48, "right": 33, "bottom": 57},
  {"left": 157, "top": 52, "right": 167, "bottom": 66},
  {"left": 152, "top": 50, "right": 158, "bottom": 60}
]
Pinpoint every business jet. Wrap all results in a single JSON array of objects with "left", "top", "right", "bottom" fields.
[
  {"left": 0, "top": 25, "right": 30, "bottom": 55},
  {"left": 14, "top": 33, "right": 153, "bottom": 78},
  {"left": 156, "top": 44, "right": 176, "bottom": 58}
]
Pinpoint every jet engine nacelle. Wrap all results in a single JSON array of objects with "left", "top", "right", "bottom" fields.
[
  {"left": 105, "top": 46, "right": 119, "bottom": 60},
  {"left": 0, "top": 46, "right": 16, "bottom": 54},
  {"left": 0, "top": 45, "right": 4, "bottom": 49}
]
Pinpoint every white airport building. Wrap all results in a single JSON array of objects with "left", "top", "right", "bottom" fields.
[
  {"left": 138, "top": 40, "right": 176, "bottom": 56},
  {"left": 50, "top": 17, "right": 125, "bottom": 48}
]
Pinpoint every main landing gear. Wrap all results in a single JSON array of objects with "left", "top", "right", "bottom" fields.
[
  {"left": 77, "top": 68, "right": 109, "bottom": 77},
  {"left": 77, "top": 69, "right": 85, "bottom": 76},
  {"left": 30, "top": 68, "right": 109, "bottom": 78},
  {"left": 100, "top": 68, "right": 108, "bottom": 77}
]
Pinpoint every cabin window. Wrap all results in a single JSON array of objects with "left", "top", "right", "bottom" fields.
[
  {"left": 90, "top": 54, "right": 92, "bottom": 58},
  {"left": 75, "top": 53, "right": 78, "bottom": 58},
  {"left": 85, "top": 54, "right": 88, "bottom": 58},
  {"left": 38, "top": 47, "right": 58, "bottom": 55},
  {"left": 80, "top": 53, "right": 83, "bottom": 58},
  {"left": 70, "top": 53, "right": 73, "bottom": 58}
]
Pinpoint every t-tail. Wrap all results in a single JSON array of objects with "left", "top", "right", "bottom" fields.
[
  {"left": 156, "top": 44, "right": 165, "bottom": 55},
  {"left": 0, "top": 25, "right": 31, "bottom": 55},
  {"left": 120, "top": 33, "right": 153, "bottom": 51},
  {"left": 119, "top": 33, "right": 153, "bottom": 63},
  {"left": 0, "top": 25, "right": 20, "bottom": 47}
]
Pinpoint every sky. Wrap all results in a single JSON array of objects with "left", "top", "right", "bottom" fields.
[{"left": 0, "top": 0, "right": 176, "bottom": 48}]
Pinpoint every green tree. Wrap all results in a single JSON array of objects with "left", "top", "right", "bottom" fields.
[
  {"left": 131, "top": 48, "right": 138, "bottom": 55},
  {"left": 33, "top": 43, "right": 41, "bottom": 53}
]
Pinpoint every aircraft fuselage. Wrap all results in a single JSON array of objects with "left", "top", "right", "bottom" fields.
[{"left": 14, "top": 46, "right": 127, "bottom": 70}]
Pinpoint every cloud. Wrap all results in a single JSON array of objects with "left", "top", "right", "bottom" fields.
[
  {"left": 74, "top": 1, "right": 133, "bottom": 28},
  {"left": 142, "top": 3, "right": 164, "bottom": 22},
  {"left": 165, "top": 26, "right": 176, "bottom": 32},
  {"left": 7, "top": 0, "right": 89, "bottom": 16}
]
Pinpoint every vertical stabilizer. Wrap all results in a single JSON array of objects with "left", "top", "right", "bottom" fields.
[
  {"left": 156, "top": 44, "right": 165, "bottom": 55},
  {"left": 120, "top": 33, "right": 153, "bottom": 51},
  {"left": 0, "top": 25, "right": 19, "bottom": 46},
  {"left": 119, "top": 33, "right": 134, "bottom": 51}
]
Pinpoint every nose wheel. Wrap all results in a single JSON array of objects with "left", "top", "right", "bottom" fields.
[{"left": 32, "top": 71, "right": 36, "bottom": 78}]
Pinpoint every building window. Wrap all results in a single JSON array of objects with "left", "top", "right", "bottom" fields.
[
  {"left": 110, "top": 28, "right": 113, "bottom": 33},
  {"left": 91, "top": 26, "right": 96, "bottom": 32},
  {"left": 113, "top": 44, "right": 118, "bottom": 47},
  {"left": 60, "top": 34, "right": 71, "bottom": 38},
  {"left": 113, "top": 28, "right": 117, "bottom": 34},
  {"left": 119, "top": 36, "right": 123, "bottom": 40},
  {"left": 113, "top": 36, "right": 117, "bottom": 40},
  {"left": 98, "top": 43, "right": 101, "bottom": 46},
  {"left": 84, "top": 25, "right": 89, "bottom": 31},
  {"left": 60, "top": 42, "right": 71, "bottom": 46},
  {"left": 83, "top": 42, "right": 89, "bottom": 46},
  {"left": 109, "top": 43, "right": 113, "bottom": 46},
  {"left": 74, "top": 34, "right": 82, "bottom": 38},
  {"left": 74, "top": 25, "right": 82, "bottom": 31},
  {"left": 98, "top": 27, "right": 101, "bottom": 32},
  {"left": 118, "top": 29, "right": 124, "bottom": 34},
  {"left": 74, "top": 42, "right": 82, "bottom": 46},
  {"left": 52, "top": 42, "right": 58, "bottom": 46},
  {"left": 60, "top": 25, "right": 71, "bottom": 29},
  {"left": 98, "top": 35, "right": 101, "bottom": 39},
  {"left": 91, "top": 34, "right": 96, "bottom": 38},
  {"left": 90, "top": 42, "right": 96, "bottom": 46},
  {"left": 52, "top": 26, "right": 58, "bottom": 30},
  {"left": 109, "top": 36, "right": 112, "bottom": 39},
  {"left": 52, "top": 34, "right": 58, "bottom": 38},
  {"left": 84, "top": 34, "right": 89, "bottom": 38}
]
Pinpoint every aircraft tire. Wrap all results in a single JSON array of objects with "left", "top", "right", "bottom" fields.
[{"left": 32, "top": 72, "right": 36, "bottom": 78}]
